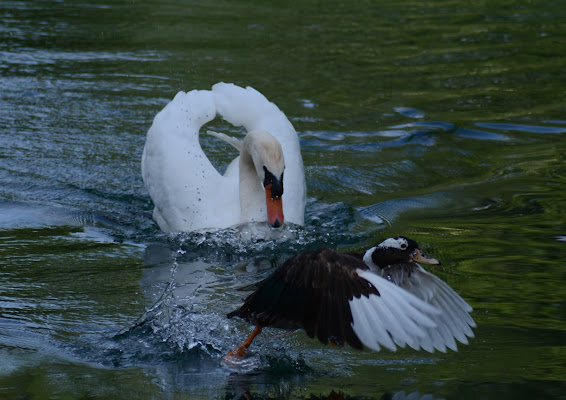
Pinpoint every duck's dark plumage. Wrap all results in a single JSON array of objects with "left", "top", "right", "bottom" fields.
[{"left": 228, "top": 248, "right": 378, "bottom": 349}]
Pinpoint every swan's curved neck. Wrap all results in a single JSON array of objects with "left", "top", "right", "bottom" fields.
[
  {"left": 236, "top": 130, "right": 284, "bottom": 224},
  {"left": 239, "top": 141, "right": 266, "bottom": 222}
]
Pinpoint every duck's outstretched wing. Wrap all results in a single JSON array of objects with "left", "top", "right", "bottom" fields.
[
  {"left": 228, "top": 248, "right": 441, "bottom": 352},
  {"left": 382, "top": 262, "right": 476, "bottom": 352}
]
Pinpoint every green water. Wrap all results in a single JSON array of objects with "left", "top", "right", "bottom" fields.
[{"left": 1, "top": 0, "right": 566, "bottom": 399}]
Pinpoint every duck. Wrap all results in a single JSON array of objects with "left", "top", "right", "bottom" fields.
[
  {"left": 224, "top": 236, "right": 475, "bottom": 361},
  {"left": 141, "top": 82, "right": 306, "bottom": 233}
]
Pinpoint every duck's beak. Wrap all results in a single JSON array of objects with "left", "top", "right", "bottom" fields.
[
  {"left": 265, "top": 184, "right": 284, "bottom": 228},
  {"left": 412, "top": 248, "right": 440, "bottom": 265}
]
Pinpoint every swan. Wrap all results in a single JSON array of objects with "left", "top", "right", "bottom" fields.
[{"left": 141, "top": 83, "right": 306, "bottom": 233}]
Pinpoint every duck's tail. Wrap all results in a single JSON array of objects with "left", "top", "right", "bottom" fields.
[{"left": 207, "top": 130, "right": 242, "bottom": 152}]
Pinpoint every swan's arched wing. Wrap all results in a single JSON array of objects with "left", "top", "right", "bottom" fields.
[
  {"left": 212, "top": 82, "right": 306, "bottom": 225},
  {"left": 227, "top": 249, "right": 440, "bottom": 352},
  {"left": 142, "top": 90, "right": 239, "bottom": 232}
]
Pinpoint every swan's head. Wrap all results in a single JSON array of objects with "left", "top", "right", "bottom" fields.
[{"left": 245, "top": 130, "right": 285, "bottom": 228}]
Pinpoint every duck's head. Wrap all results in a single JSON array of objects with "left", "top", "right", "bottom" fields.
[
  {"left": 363, "top": 236, "right": 440, "bottom": 269},
  {"left": 246, "top": 130, "right": 285, "bottom": 228}
]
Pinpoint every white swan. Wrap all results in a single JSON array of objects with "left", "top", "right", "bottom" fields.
[{"left": 141, "top": 82, "right": 306, "bottom": 233}]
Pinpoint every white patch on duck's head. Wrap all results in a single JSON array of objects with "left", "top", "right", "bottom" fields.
[
  {"left": 377, "top": 237, "right": 409, "bottom": 251},
  {"left": 362, "top": 246, "right": 378, "bottom": 269},
  {"left": 363, "top": 236, "right": 417, "bottom": 270}
]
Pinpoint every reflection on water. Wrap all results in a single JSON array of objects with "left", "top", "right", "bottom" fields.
[{"left": 1, "top": 0, "right": 566, "bottom": 398}]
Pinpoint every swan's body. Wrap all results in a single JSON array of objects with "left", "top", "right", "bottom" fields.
[{"left": 141, "top": 83, "right": 306, "bottom": 233}]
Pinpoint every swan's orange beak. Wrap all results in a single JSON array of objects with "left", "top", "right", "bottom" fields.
[{"left": 265, "top": 184, "right": 284, "bottom": 228}]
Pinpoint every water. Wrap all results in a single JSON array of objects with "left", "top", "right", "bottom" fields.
[{"left": 1, "top": 0, "right": 566, "bottom": 398}]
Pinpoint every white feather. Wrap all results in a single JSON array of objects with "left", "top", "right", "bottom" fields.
[
  {"left": 349, "top": 298, "right": 382, "bottom": 351},
  {"left": 349, "top": 269, "right": 441, "bottom": 352},
  {"left": 397, "top": 265, "right": 476, "bottom": 352},
  {"left": 352, "top": 296, "right": 396, "bottom": 351},
  {"left": 377, "top": 237, "right": 409, "bottom": 250}
]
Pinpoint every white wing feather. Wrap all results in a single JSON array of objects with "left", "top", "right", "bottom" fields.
[
  {"left": 394, "top": 265, "right": 476, "bottom": 352},
  {"left": 350, "top": 269, "right": 441, "bottom": 352}
]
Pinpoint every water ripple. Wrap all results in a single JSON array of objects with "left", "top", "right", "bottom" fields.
[
  {"left": 388, "top": 121, "right": 456, "bottom": 132},
  {"left": 455, "top": 127, "right": 510, "bottom": 141},
  {"left": 0, "top": 49, "right": 167, "bottom": 66},
  {"left": 394, "top": 107, "right": 425, "bottom": 119},
  {"left": 357, "top": 193, "right": 449, "bottom": 226},
  {"left": 475, "top": 122, "right": 566, "bottom": 134}
]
